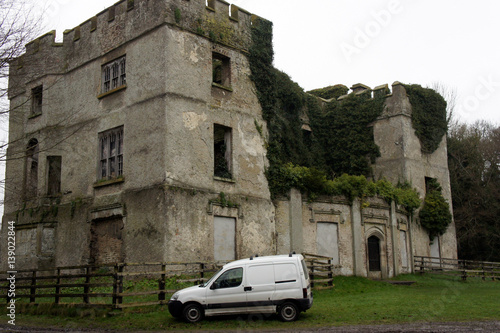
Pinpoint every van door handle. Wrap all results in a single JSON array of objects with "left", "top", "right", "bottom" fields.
[{"left": 244, "top": 286, "right": 252, "bottom": 291}]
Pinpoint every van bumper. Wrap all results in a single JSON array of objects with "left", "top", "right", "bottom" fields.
[
  {"left": 168, "top": 300, "right": 184, "bottom": 318},
  {"left": 298, "top": 296, "right": 313, "bottom": 312}
]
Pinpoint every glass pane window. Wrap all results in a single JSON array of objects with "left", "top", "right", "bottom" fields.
[
  {"left": 98, "top": 127, "right": 124, "bottom": 180},
  {"left": 102, "top": 56, "right": 126, "bottom": 93}
]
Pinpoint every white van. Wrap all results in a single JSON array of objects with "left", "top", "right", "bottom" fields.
[{"left": 168, "top": 253, "right": 313, "bottom": 322}]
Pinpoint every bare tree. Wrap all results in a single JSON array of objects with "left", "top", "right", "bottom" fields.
[
  {"left": 431, "top": 81, "right": 457, "bottom": 124},
  {"left": 0, "top": 0, "right": 43, "bottom": 208}
]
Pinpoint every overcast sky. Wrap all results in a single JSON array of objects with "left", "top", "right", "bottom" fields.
[{"left": 41, "top": 0, "right": 500, "bottom": 124}]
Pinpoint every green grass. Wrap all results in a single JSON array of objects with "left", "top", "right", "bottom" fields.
[{"left": 3, "top": 274, "right": 499, "bottom": 331}]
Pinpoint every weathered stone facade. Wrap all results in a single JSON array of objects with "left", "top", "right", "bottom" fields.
[{"left": 1, "top": 0, "right": 456, "bottom": 278}]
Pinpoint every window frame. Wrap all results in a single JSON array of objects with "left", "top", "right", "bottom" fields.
[
  {"left": 213, "top": 124, "right": 233, "bottom": 180},
  {"left": 212, "top": 52, "right": 231, "bottom": 90},
  {"left": 100, "top": 56, "right": 126, "bottom": 96},
  {"left": 98, "top": 126, "right": 124, "bottom": 182},
  {"left": 31, "top": 85, "right": 43, "bottom": 116}
]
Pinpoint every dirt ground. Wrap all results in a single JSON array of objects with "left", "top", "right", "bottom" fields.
[{"left": 1, "top": 321, "right": 500, "bottom": 332}]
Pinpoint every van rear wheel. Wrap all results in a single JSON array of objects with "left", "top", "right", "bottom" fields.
[
  {"left": 278, "top": 302, "right": 299, "bottom": 322},
  {"left": 183, "top": 303, "right": 204, "bottom": 323}
]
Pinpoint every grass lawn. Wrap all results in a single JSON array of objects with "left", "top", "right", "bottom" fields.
[{"left": 2, "top": 274, "right": 499, "bottom": 331}]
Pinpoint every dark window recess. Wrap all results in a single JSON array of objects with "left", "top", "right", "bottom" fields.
[
  {"left": 214, "top": 124, "right": 232, "bottom": 179},
  {"left": 31, "top": 85, "right": 43, "bottom": 115},
  {"left": 47, "top": 156, "right": 62, "bottom": 196},
  {"left": 102, "top": 56, "right": 126, "bottom": 93},
  {"left": 25, "top": 139, "right": 39, "bottom": 198},
  {"left": 368, "top": 236, "right": 381, "bottom": 271},
  {"left": 99, "top": 127, "right": 124, "bottom": 180},
  {"left": 212, "top": 53, "right": 231, "bottom": 88}
]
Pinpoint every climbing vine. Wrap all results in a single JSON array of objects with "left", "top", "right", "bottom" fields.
[
  {"left": 419, "top": 179, "right": 452, "bottom": 240},
  {"left": 404, "top": 84, "right": 448, "bottom": 154},
  {"left": 248, "top": 17, "right": 421, "bottom": 211}
]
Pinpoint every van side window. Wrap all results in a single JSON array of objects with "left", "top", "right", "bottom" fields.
[{"left": 213, "top": 267, "right": 243, "bottom": 289}]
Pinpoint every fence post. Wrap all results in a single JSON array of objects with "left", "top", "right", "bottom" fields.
[
  {"left": 30, "top": 270, "right": 36, "bottom": 303},
  {"left": 55, "top": 268, "right": 61, "bottom": 304},
  {"left": 113, "top": 264, "right": 122, "bottom": 307},
  {"left": 328, "top": 258, "right": 333, "bottom": 287},
  {"left": 200, "top": 263, "right": 205, "bottom": 285},
  {"left": 83, "top": 267, "right": 90, "bottom": 304},
  {"left": 310, "top": 260, "right": 315, "bottom": 289},
  {"left": 117, "top": 264, "right": 124, "bottom": 306},
  {"left": 158, "top": 263, "right": 166, "bottom": 302}
]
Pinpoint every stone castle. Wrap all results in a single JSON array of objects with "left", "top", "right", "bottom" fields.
[{"left": 1, "top": 0, "right": 456, "bottom": 279}]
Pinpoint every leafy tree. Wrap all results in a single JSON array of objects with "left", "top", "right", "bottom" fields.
[{"left": 448, "top": 121, "right": 500, "bottom": 261}]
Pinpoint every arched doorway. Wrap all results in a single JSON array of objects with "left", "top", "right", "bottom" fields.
[{"left": 368, "top": 235, "right": 381, "bottom": 272}]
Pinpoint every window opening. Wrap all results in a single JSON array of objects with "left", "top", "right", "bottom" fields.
[
  {"left": 212, "top": 53, "right": 231, "bottom": 88},
  {"left": 368, "top": 235, "right": 381, "bottom": 271},
  {"left": 31, "top": 85, "right": 43, "bottom": 115},
  {"left": 102, "top": 56, "right": 126, "bottom": 93},
  {"left": 99, "top": 127, "right": 124, "bottom": 180},
  {"left": 214, "top": 124, "right": 232, "bottom": 179},
  {"left": 47, "top": 156, "right": 62, "bottom": 196},
  {"left": 25, "top": 139, "right": 39, "bottom": 198}
]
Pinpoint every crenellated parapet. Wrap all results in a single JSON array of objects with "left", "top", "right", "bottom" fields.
[{"left": 9, "top": 0, "right": 266, "bottom": 99}]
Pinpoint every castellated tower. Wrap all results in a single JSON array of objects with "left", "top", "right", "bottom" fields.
[
  {"left": 371, "top": 82, "right": 457, "bottom": 261},
  {"left": 2, "top": 0, "right": 275, "bottom": 270}
]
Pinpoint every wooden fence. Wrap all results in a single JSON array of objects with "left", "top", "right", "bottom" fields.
[
  {"left": 1, "top": 254, "right": 338, "bottom": 309},
  {"left": 414, "top": 256, "right": 500, "bottom": 281},
  {"left": 0, "top": 262, "right": 220, "bottom": 309},
  {"left": 303, "top": 253, "right": 337, "bottom": 289}
]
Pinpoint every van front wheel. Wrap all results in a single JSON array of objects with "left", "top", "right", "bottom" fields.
[
  {"left": 277, "top": 302, "right": 299, "bottom": 322},
  {"left": 183, "top": 303, "right": 204, "bottom": 323}
]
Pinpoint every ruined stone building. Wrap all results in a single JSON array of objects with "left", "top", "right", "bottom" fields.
[{"left": 1, "top": 0, "right": 457, "bottom": 279}]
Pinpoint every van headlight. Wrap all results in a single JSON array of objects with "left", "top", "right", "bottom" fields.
[{"left": 171, "top": 292, "right": 180, "bottom": 301}]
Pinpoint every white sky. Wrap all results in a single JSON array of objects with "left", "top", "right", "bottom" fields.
[{"left": 40, "top": 0, "right": 500, "bottom": 125}]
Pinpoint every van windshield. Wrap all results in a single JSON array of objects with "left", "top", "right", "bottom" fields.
[{"left": 200, "top": 268, "right": 222, "bottom": 287}]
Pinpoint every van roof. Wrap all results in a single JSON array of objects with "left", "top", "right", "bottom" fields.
[{"left": 223, "top": 254, "right": 304, "bottom": 268}]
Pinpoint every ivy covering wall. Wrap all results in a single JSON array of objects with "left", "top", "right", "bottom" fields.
[
  {"left": 248, "top": 18, "right": 420, "bottom": 212},
  {"left": 404, "top": 84, "right": 448, "bottom": 154}
]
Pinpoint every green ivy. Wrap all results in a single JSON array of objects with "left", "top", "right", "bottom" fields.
[
  {"left": 269, "top": 163, "right": 420, "bottom": 211},
  {"left": 248, "top": 17, "right": 421, "bottom": 212},
  {"left": 419, "top": 180, "right": 452, "bottom": 240},
  {"left": 404, "top": 84, "right": 448, "bottom": 154},
  {"left": 307, "top": 84, "right": 349, "bottom": 100}
]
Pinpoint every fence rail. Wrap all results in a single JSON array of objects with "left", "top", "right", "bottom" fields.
[
  {"left": 303, "top": 253, "right": 338, "bottom": 289},
  {"left": 414, "top": 256, "right": 500, "bottom": 281},
  {"left": 1, "top": 254, "right": 338, "bottom": 309}
]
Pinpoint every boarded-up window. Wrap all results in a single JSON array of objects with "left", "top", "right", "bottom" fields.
[
  {"left": 90, "top": 218, "right": 124, "bottom": 265},
  {"left": 399, "top": 230, "right": 408, "bottom": 268},
  {"left": 16, "top": 228, "right": 37, "bottom": 259},
  {"left": 214, "top": 124, "right": 232, "bottom": 179},
  {"left": 47, "top": 156, "right": 62, "bottom": 196},
  {"left": 316, "top": 222, "right": 339, "bottom": 265},
  {"left": 41, "top": 227, "right": 56, "bottom": 255},
  {"left": 214, "top": 216, "right": 235, "bottom": 261}
]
